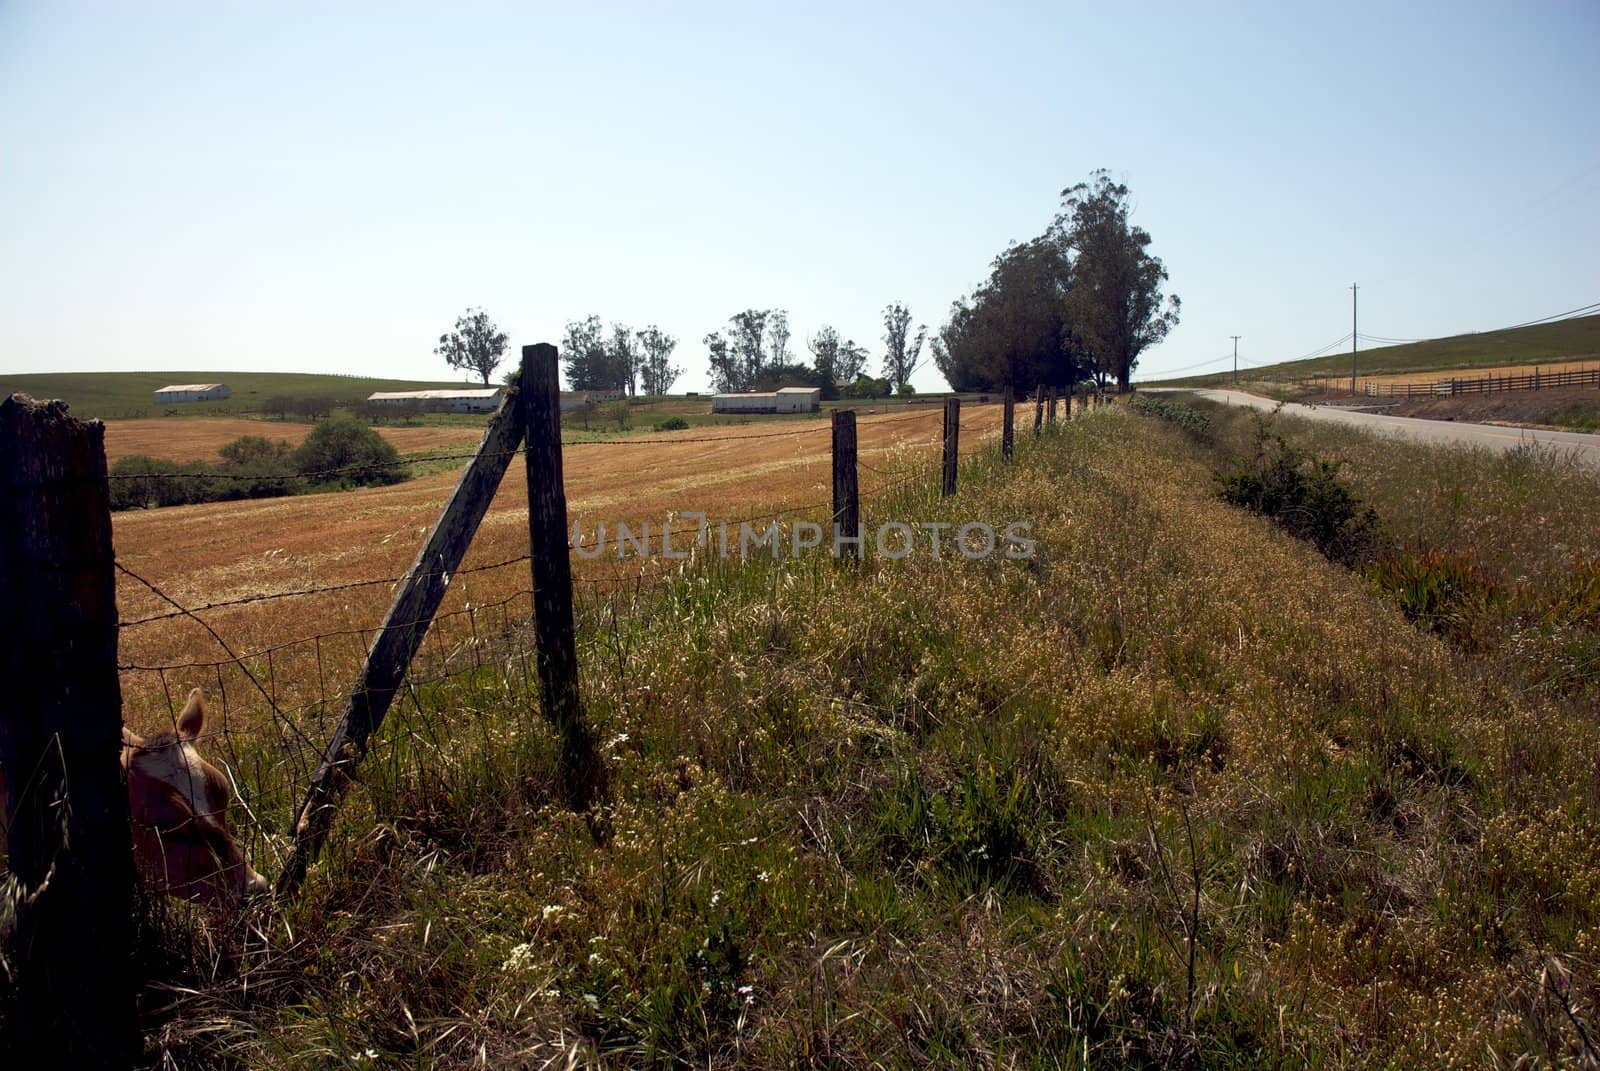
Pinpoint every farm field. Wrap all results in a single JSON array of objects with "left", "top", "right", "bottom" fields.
[
  {"left": 102, "top": 417, "right": 487, "bottom": 464},
  {"left": 112, "top": 403, "right": 1006, "bottom": 729},
  {"left": 1351, "top": 357, "right": 1599, "bottom": 389}
]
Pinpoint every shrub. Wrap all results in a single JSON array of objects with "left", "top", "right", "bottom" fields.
[
  {"left": 1128, "top": 393, "right": 1213, "bottom": 440},
  {"left": 601, "top": 401, "right": 631, "bottom": 431},
  {"left": 654, "top": 416, "right": 690, "bottom": 432},
  {"left": 108, "top": 455, "right": 217, "bottom": 510},
  {"left": 292, "top": 416, "right": 404, "bottom": 487},
  {"left": 218, "top": 435, "right": 290, "bottom": 466},
  {"left": 1215, "top": 412, "right": 1379, "bottom": 565}
]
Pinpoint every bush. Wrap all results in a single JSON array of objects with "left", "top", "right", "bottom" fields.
[
  {"left": 654, "top": 416, "right": 690, "bottom": 432},
  {"left": 1128, "top": 393, "right": 1213, "bottom": 440},
  {"left": 292, "top": 416, "right": 404, "bottom": 487},
  {"left": 1215, "top": 412, "right": 1379, "bottom": 565},
  {"left": 108, "top": 455, "right": 215, "bottom": 510}
]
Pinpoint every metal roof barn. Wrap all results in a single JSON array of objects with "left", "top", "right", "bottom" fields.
[
  {"left": 153, "top": 383, "right": 231, "bottom": 403},
  {"left": 366, "top": 388, "right": 504, "bottom": 413}
]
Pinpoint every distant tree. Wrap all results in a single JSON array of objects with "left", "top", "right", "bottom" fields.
[
  {"left": 720, "top": 307, "right": 780, "bottom": 390},
  {"left": 561, "top": 315, "right": 612, "bottom": 391},
  {"left": 808, "top": 325, "right": 842, "bottom": 399},
  {"left": 435, "top": 307, "right": 509, "bottom": 385},
  {"left": 766, "top": 310, "right": 792, "bottom": 369},
  {"left": 607, "top": 323, "right": 640, "bottom": 395},
  {"left": 637, "top": 325, "right": 681, "bottom": 395},
  {"left": 752, "top": 362, "right": 822, "bottom": 392},
  {"left": 837, "top": 338, "right": 870, "bottom": 384},
  {"left": 1054, "top": 170, "right": 1180, "bottom": 391},
  {"left": 705, "top": 331, "right": 741, "bottom": 393},
  {"left": 881, "top": 302, "right": 927, "bottom": 393}
]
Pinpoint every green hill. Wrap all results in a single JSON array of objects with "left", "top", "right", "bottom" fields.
[
  {"left": 1165, "top": 312, "right": 1600, "bottom": 386},
  {"left": 1, "top": 370, "right": 483, "bottom": 420}
]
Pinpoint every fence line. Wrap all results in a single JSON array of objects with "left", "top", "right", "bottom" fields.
[
  {"left": 1295, "top": 363, "right": 1600, "bottom": 398},
  {"left": 2, "top": 367, "right": 1045, "bottom": 1050}
]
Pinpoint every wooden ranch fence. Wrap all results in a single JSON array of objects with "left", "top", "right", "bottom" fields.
[{"left": 0, "top": 359, "right": 1098, "bottom": 1063}]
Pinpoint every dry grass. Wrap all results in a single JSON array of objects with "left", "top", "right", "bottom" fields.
[
  {"left": 112, "top": 405, "right": 1004, "bottom": 729},
  {"left": 102, "top": 418, "right": 486, "bottom": 465},
  {"left": 69, "top": 400, "right": 1596, "bottom": 1068}
]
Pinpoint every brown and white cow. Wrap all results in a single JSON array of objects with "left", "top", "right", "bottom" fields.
[{"left": 0, "top": 688, "right": 269, "bottom": 910}]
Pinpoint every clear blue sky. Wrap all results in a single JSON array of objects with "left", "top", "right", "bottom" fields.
[{"left": 4, "top": 2, "right": 1596, "bottom": 391}]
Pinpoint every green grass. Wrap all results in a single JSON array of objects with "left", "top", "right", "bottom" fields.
[
  {"left": 10, "top": 403, "right": 1600, "bottom": 1067},
  {"left": 1164, "top": 313, "right": 1600, "bottom": 386},
  {"left": 0, "top": 370, "right": 487, "bottom": 421}
]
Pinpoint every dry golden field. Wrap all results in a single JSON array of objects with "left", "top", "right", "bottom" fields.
[
  {"left": 112, "top": 405, "right": 1004, "bottom": 732},
  {"left": 1335, "top": 359, "right": 1600, "bottom": 391},
  {"left": 102, "top": 417, "right": 485, "bottom": 464}
]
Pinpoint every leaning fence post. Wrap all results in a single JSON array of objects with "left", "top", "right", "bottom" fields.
[
  {"left": 521, "top": 343, "right": 606, "bottom": 810},
  {"left": 1033, "top": 386, "right": 1044, "bottom": 437},
  {"left": 279, "top": 377, "right": 529, "bottom": 897},
  {"left": 0, "top": 394, "right": 137, "bottom": 1068},
  {"left": 1001, "top": 386, "right": 1015, "bottom": 461},
  {"left": 831, "top": 409, "right": 861, "bottom": 557},
  {"left": 941, "top": 396, "right": 960, "bottom": 497}
]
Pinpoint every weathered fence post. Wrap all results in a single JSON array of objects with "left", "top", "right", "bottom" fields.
[
  {"left": 1001, "top": 386, "right": 1015, "bottom": 462},
  {"left": 941, "top": 397, "right": 960, "bottom": 497},
  {"left": 0, "top": 394, "right": 137, "bottom": 1068},
  {"left": 831, "top": 409, "right": 860, "bottom": 556},
  {"left": 280, "top": 378, "right": 529, "bottom": 896},
  {"left": 1047, "top": 386, "right": 1058, "bottom": 428},
  {"left": 1033, "top": 386, "right": 1044, "bottom": 437},
  {"left": 521, "top": 343, "right": 606, "bottom": 809}
]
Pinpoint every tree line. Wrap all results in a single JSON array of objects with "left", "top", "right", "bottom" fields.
[
  {"left": 434, "top": 302, "right": 930, "bottom": 400},
  {"left": 432, "top": 171, "right": 1176, "bottom": 397}
]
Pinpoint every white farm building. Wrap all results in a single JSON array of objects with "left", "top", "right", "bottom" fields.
[
  {"left": 366, "top": 388, "right": 504, "bottom": 414},
  {"left": 711, "top": 386, "right": 821, "bottom": 414},
  {"left": 153, "top": 383, "right": 231, "bottom": 403}
]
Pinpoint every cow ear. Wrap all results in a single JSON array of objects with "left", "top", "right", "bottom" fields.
[{"left": 177, "top": 689, "right": 205, "bottom": 740}]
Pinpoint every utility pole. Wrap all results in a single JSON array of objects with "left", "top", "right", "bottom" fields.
[
  {"left": 1350, "top": 283, "right": 1359, "bottom": 395},
  {"left": 1230, "top": 336, "right": 1241, "bottom": 384}
]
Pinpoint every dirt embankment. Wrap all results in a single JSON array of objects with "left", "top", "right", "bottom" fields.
[{"left": 1378, "top": 386, "right": 1600, "bottom": 431}]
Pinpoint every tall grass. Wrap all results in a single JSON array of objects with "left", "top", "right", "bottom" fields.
[{"left": 36, "top": 407, "right": 1600, "bottom": 1068}]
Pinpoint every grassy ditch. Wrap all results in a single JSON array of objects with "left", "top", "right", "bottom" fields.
[{"left": 16, "top": 402, "right": 1600, "bottom": 1068}]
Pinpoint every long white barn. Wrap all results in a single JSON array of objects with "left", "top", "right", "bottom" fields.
[
  {"left": 366, "top": 388, "right": 504, "bottom": 413},
  {"left": 154, "top": 383, "right": 231, "bottom": 403},
  {"left": 711, "top": 386, "right": 821, "bottom": 414}
]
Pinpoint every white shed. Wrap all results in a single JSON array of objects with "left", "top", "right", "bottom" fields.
[
  {"left": 154, "top": 383, "right": 231, "bottom": 403},
  {"left": 774, "top": 387, "right": 821, "bottom": 413},
  {"left": 712, "top": 392, "right": 779, "bottom": 413},
  {"left": 366, "top": 388, "right": 503, "bottom": 413}
]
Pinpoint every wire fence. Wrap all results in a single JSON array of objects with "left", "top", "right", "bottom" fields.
[{"left": 93, "top": 400, "right": 1014, "bottom": 886}]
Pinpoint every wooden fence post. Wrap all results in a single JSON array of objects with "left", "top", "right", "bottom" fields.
[
  {"left": 1032, "top": 386, "right": 1044, "bottom": 437},
  {"left": 280, "top": 379, "right": 529, "bottom": 896},
  {"left": 1047, "top": 386, "right": 1058, "bottom": 427},
  {"left": 831, "top": 409, "right": 861, "bottom": 556},
  {"left": 521, "top": 343, "right": 606, "bottom": 810},
  {"left": 1001, "top": 386, "right": 1015, "bottom": 462},
  {"left": 941, "top": 397, "right": 960, "bottom": 497},
  {"left": 0, "top": 394, "right": 137, "bottom": 1068}
]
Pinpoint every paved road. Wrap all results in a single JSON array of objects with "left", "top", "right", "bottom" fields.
[{"left": 1161, "top": 388, "right": 1600, "bottom": 469}]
